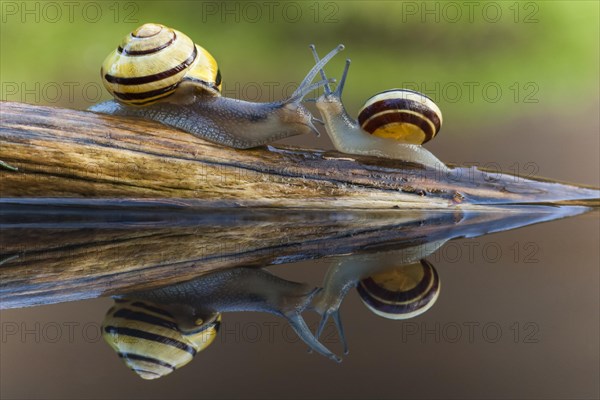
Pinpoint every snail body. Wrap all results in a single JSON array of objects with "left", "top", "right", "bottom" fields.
[
  {"left": 309, "top": 46, "right": 448, "bottom": 171},
  {"left": 90, "top": 23, "right": 343, "bottom": 149}
]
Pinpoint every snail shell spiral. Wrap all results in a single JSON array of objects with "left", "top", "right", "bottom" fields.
[
  {"left": 357, "top": 89, "right": 443, "bottom": 145},
  {"left": 101, "top": 23, "right": 221, "bottom": 106},
  {"left": 102, "top": 299, "right": 221, "bottom": 380},
  {"left": 356, "top": 259, "right": 440, "bottom": 320}
]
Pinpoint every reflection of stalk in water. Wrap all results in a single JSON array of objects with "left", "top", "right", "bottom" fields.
[{"left": 0, "top": 205, "right": 592, "bottom": 309}]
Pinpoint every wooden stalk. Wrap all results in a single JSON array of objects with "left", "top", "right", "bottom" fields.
[{"left": 1, "top": 101, "right": 598, "bottom": 208}]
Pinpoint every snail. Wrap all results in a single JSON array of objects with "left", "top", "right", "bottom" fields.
[
  {"left": 309, "top": 45, "right": 449, "bottom": 171},
  {"left": 311, "top": 241, "right": 445, "bottom": 353},
  {"left": 102, "top": 299, "right": 221, "bottom": 380},
  {"left": 103, "top": 266, "right": 340, "bottom": 379},
  {"left": 89, "top": 23, "right": 344, "bottom": 149}
]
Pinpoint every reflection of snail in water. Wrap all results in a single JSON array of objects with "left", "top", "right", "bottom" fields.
[
  {"left": 311, "top": 241, "right": 445, "bottom": 353},
  {"left": 102, "top": 267, "right": 339, "bottom": 379},
  {"left": 309, "top": 45, "right": 448, "bottom": 170},
  {"left": 89, "top": 23, "right": 343, "bottom": 149},
  {"left": 103, "top": 299, "right": 221, "bottom": 380}
]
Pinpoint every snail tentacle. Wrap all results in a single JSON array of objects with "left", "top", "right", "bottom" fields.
[
  {"left": 290, "top": 44, "right": 344, "bottom": 103},
  {"left": 315, "top": 308, "right": 349, "bottom": 355},
  {"left": 287, "top": 78, "right": 336, "bottom": 106},
  {"left": 287, "top": 312, "right": 341, "bottom": 363}
]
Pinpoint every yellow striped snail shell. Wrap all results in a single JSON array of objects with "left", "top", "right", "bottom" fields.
[
  {"left": 102, "top": 299, "right": 221, "bottom": 380},
  {"left": 357, "top": 89, "right": 443, "bottom": 145},
  {"left": 356, "top": 259, "right": 440, "bottom": 319},
  {"left": 100, "top": 23, "right": 221, "bottom": 105},
  {"left": 90, "top": 23, "right": 344, "bottom": 149},
  {"left": 309, "top": 45, "right": 448, "bottom": 170}
]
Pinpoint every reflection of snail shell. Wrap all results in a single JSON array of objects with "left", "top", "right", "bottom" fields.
[
  {"left": 356, "top": 259, "right": 440, "bottom": 319},
  {"left": 102, "top": 299, "right": 220, "bottom": 380}
]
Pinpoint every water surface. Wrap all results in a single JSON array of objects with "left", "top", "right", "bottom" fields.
[{"left": 1, "top": 205, "right": 598, "bottom": 399}]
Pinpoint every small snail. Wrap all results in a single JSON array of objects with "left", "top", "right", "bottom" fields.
[
  {"left": 311, "top": 241, "right": 446, "bottom": 353},
  {"left": 309, "top": 45, "right": 448, "bottom": 171},
  {"left": 103, "top": 266, "right": 340, "bottom": 379},
  {"left": 102, "top": 299, "right": 221, "bottom": 380},
  {"left": 89, "top": 23, "right": 344, "bottom": 149}
]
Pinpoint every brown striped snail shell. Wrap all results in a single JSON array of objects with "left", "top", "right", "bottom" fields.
[
  {"left": 100, "top": 23, "right": 221, "bottom": 105},
  {"left": 90, "top": 24, "right": 344, "bottom": 149},
  {"left": 357, "top": 259, "right": 440, "bottom": 319},
  {"left": 309, "top": 45, "right": 448, "bottom": 170},
  {"left": 102, "top": 299, "right": 221, "bottom": 380},
  {"left": 311, "top": 255, "right": 441, "bottom": 355},
  {"left": 357, "top": 89, "right": 443, "bottom": 145}
]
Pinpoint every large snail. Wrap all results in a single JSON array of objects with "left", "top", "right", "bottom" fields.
[
  {"left": 309, "top": 45, "right": 448, "bottom": 171},
  {"left": 311, "top": 241, "right": 445, "bottom": 353},
  {"left": 103, "top": 267, "right": 339, "bottom": 379},
  {"left": 89, "top": 23, "right": 343, "bottom": 149}
]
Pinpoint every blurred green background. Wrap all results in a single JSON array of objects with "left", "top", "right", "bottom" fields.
[{"left": 1, "top": 0, "right": 598, "bottom": 183}]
